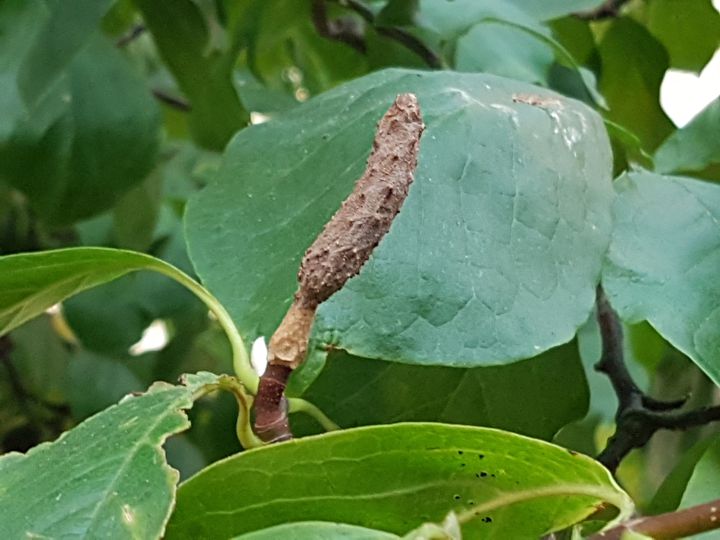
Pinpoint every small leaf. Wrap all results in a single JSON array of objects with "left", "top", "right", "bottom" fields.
[
  {"left": 17, "top": 0, "right": 116, "bottom": 106},
  {"left": 232, "top": 522, "right": 399, "bottom": 539},
  {"left": 598, "top": 18, "right": 674, "bottom": 152},
  {"left": 678, "top": 433, "right": 720, "bottom": 533},
  {"left": 167, "top": 423, "right": 632, "bottom": 538},
  {"left": 0, "top": 248, "right": 179, "bottom": 336},
  {"left": 602, "top": 171, "right": 720, "bottom": 384},
  {"left": 0, "top": 372, "right": 219, "bottom": 540},
  {"left": 647, "top": 0, "right": 720, "bottom": 72},
  {"left": 654, "top": 96, "right": 720, "bottom": 174}
]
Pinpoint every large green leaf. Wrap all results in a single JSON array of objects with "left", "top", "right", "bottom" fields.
[
  {"left": 292, "top": 341, "right": 588, "bottom": 441},
  {"left": 0, "top": 372, "right": 218, "bottom": 540},
  {"left": 654, "top": 97, "right": 720, "bottom": 174},
  {"left": 0, "top": 34, "right": 160, "bottom": 226},
  {"left": 186, "top": 68, "right": 613, "bottom": 368},
  {"left": 135, "top": 0, "right": 249, "bottom": 150},
  {"left": 597, "top": 18, "right": 674, "bottom": 152},
  {"left": 239, "top": 0, "right": 368, "bottom": 97},
  {"left": 602, "top": 171, "right": 720, "bottom": 384},
  {"left": 167, "top": 423, "right": 632, "bottom": 538},
  {"left": 647, "top": 0, "right": 720, "bottom": 72}
]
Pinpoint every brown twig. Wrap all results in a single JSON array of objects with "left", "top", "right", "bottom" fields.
[
  {"left": 590, "top": 498, "right": 720, "bottom": 539},
  {"left": 595, "top": 287, "right": 720, "bottom": 472},
  {"left": 253, "top": 93, "right": 425, "bottom": 442}
]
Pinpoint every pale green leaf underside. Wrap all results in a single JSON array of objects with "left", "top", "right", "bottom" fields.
[
  {"left": 0, "top": 372, "right": 218, "bottom": 540},
  {"left": 167, "top": 423, "right": 632, "bottom": 539},
  {"left": 185, "top": 68, "right": 613, "bottom": 368},
  {"left": 602, "top": 171, "right": 720, "bottom": 384},
  {"left": 232, "top": 522, "right": 399, "bottom": 539}
]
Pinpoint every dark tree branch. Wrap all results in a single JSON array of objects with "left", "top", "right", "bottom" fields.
[
  {"left": 575, "top": 0, "right": 630, "bottom": 20},
  {"left": 151, "top": 89, "right": 191, "bottom": 112},
  {"left": 317, "top": 0, "right": 442, "bottom": 69},
  {"left": 595, "top": 287, "right": 720, "bottom": 472},
  {"left": 590, "top": 498, "right": 720, "bottom": 539},
  {"left": 311, "top": 0, "right": 367, "bottom": 53}
]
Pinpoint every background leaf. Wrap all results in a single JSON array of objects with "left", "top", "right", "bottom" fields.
[
  {"left": 0, "top": 247, "right": 193, "bottom": 336},
  {"left": 646, "top": 0, "right": 720, "bottom": 72},
  {"left": 597, "top": 17, "right": 674, "bottom": 152},
  {"left": 0, "top": 34, "right": 161, "bottom": 226},
  {"left": 292, "top": 341, "right": 588, "bottom": 441},
  {"left": 167, "top": 423, "right": 632, "bottom": 539},
  {"left": 0, "top": 372, "right": 218, "bottom": 540},
  {"left": 185, "top": 68, "right": 613, "bottom": 368},
  {"left": 654, "top": 97, "right": 720, "bottom": 175},
  {"left": 602, "top": 171, "right": 720, "bottom": 385}
]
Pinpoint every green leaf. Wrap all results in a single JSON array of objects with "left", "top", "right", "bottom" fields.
[
  {"left": 17, "top": 0, "right": 116, "bottom": 107},
  {"left": 0, "top": 372, "right": 218, "bottom": 540},
  {"left": 0, "top": 246, "right": 257, "bottom": 390},
  {"left": 416, "top": 0, "right": 546, "bottom": 39},
  {"left": 648, "top": 436, "right": 717, "bottom": 514},
  {"left": 647, "top": 0, "right": 720, "bottom": 72},
  {"left": 232, "top": 522, "right": 399, "bottom": 540},
  {"left": 506, "top": 0, "right": 606, "bottom": 21},
  {"left": 455, "top": 22, "right": 555, "bottom": 85},
  {"left": 292, "top": 341, "right": 588, "bottom": 441},
  {"left": 64, "top": 209, "right": 204, "bottom": 355},
  {"left": 167, "top": 423, "right": 633, "bottom": 538},
  {"left": 654, "top": 97, "right": 720, "bottom": 174},
  {"left": 136, "top": 0, "right": 249, "bottom": 150},
  {"left": 0, "top": 34, "right": 161, "bottom": 226},
  {"left": 0, "top": 248, "right": 178, "bottom": 336},
  {"left": 677, "top": 434, "right": 720, "bottom": 539},
  {"left": 602, "top": 171, "right": 720, "bottom": 385},
  {"left": 186, "top": 68, "right": 613, "bottom": 368},
  {"left": 7, "top": 316, "right": 72, "bottom": 406},
  {"left": 597, "top": 17, "right": 674, "bottom": 152}
]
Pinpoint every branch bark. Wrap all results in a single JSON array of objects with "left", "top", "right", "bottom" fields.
[
  {"left": 590, "top": 498, "right": 720, "bottom": 539},
  {"left": 253, "top": 93, "right": 425, "bottom": 442},
  {"left": 595, "top": 287, "right": 720, "bottom": 472}
]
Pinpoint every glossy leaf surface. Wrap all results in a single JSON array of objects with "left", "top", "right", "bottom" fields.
[{"left": 167, "top": 423, "right": 632, "bottom": 539}]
